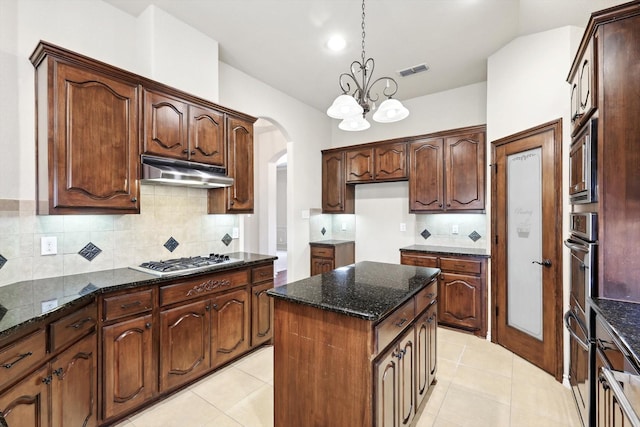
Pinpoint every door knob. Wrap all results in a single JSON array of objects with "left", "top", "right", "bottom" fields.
[{"left": 532, "top": 259, "right": 552, "bottom": 267}]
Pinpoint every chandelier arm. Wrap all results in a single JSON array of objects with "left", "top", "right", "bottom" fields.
[
  {"left": 338, "top": 70, "right": 363, "bottom": 96},
  {"left": 366, "top": 76, "right": 399, "bottom": 102}
]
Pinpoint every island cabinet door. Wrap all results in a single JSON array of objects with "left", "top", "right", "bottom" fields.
[
  {"left": 159, "top": 300, "right": 211, "bottom": 392},
  {"left": 376, "top": 346, "right": 399, "bottom": 427},
  {"left": 375, "top": 327, "right": 416, "bottom": 427}
]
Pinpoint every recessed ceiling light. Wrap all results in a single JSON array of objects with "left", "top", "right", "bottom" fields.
[{"left": 327, "top": 35, "right": 346, "bottom": 51}]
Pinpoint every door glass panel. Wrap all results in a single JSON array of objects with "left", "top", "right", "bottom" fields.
[{"left": 507, "top": 148, "right": 543, "bottom": 340}]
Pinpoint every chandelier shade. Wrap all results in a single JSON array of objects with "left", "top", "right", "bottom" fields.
[
  {"left": 327, "top": 0, "right": 409, "bottom": 131},
  {"left": 339, "top": 115, "right": 371, "bottom": 131},
  {"left": 372, "top": 98, "right": 410, "bottom": 123},
  {"left": 327, "top": 94, "right": 364, "bottom": 119}
]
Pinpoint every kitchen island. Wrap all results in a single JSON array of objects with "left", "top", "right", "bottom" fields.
[{"left": 267, "top": 261, "right": 440, "bottom": 427}]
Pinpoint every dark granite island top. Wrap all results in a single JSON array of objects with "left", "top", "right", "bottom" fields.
[
  {"left": 590, "top": 297, "right": 640, "bottom": 369},
  {"left": 267, "top": 260, "right": 440, "bottom": 321}
]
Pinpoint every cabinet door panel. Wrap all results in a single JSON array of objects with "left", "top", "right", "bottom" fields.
[
  {"left": 51, "top": 333, "right": 98, "bottom": 427},
  {"left": 409, "top": 139, "right": 444, "bottom": 212},
  {"left": 143, "top": 89, "right": 189, "bottom": 159},
  {"left": 439, "top": 273, "right": 482, "bottom": 331},
  {"left": 103, "top": 314, "right": 154, "bottom": 419},
  {"left": 376, "top": 347, "right": 399, "bottom": 427},
  {"left": 52, "top": 62, "right": 140, "bottom": 213},
  {"left": 227, "top": 117, "right": 254, "bottom": 212},
  {"left": 444, "top": 134, "right": 485, "bottom": 211},
  {"left": 212, "top": 289, "right": 250, "bottom": 367},
  {"left": 427, "top": 303, "right": 438, "bottom": 388},
  {"left": 346, "top": 148, "right": 374, "bottom": 183},
  {"left": 398, "top": 331, "right": 415, "bottom": 426},
  {"left": 160, "top": 300, "right": 210, "bottom": 391},
  {"left": 0, "top": 365, "right": 49, "bottom": 427},
  {"left": 322, "top": 151, "right": 354, "bottom": 213},
  {"left": 189, "top": 105, "right": 225, "bottom": 166},
  {"left": 375, "top": 143, "right": 407, "bottom": 181},
  {"left": 252, "top": 281, "right": 274, "bottom": 347}
]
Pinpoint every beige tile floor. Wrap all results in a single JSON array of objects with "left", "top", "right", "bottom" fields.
[{"left": 114, "top": 327, "right": 581, "bottom": 427}]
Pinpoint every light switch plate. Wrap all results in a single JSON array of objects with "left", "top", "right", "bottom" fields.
[
  {"left": 232, "top": 227, "right": 239, "bottom": 238},
  {"left": 451, "top": 225, "right": 459, "bottom": 234},
  {"left": 400, "top": 223, "right": 407, "bottom": 232}
]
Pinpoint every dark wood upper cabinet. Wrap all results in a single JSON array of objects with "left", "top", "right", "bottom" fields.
[
  {"left": 345, "top": 143, "right": 407, "bottom": 184},
  {"left": 321, "top": 151, "right": 354, "bottom": 214},
  {"left": 346, "top": 148, "right": 374, "bottom": 183},
  {"left": 143, "top": 89, "right": 225, "bottom": 167},
  {"left": 409, "top": 128, "right": 485, "bottom": 213},
  {"left": 31, "top": 45, "right": 141, "bottom": 215},
  {"left": 208, "top": 116, "right": 255, "bottom": 213},
  {"left": 569, "top": 38, "right": 596, "bottom": 135}
]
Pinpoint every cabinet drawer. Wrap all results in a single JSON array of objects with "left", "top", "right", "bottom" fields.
[
  {"left": 160, "top": 269, "right": 249, "bottom": 306},
  {"left": 310, "top": 246, "right": 334, "bottom": 258},
  {"left": 415, "top": 279, "right": 438, "bottom": 315},
  {"left": 375, "top": 299, "right": 415, "bottom": 354},
  {"left": 401, "top": 253, "right": 438, "bottom": 268},
  {"left": 103, "top": 289, "right": 153, "bottom": 322},
  {"left": 50, "top": 303, "right": 97, "bottom": 352},
  {"left": 0, "top": 329, "right": 47, "bottom": 390},
  {"left": 440, "top": 257, "right": 482, "bottom": 275},
  {"left": 252, "top": 264, "right": 274, "bottom": 284}
]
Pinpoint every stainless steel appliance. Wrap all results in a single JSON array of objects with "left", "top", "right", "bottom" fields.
[
  {"left": 130, "top": 254, "right": 243, "bottom": 277},
  {"left": 565, "top": 212, "right": 598, "bottom": 426},
  {"left": 594, "top": 315, "right": 640, "bottom": 427},
  {"left": 569, "top": 118, "right": 597, "bottom": 204}
]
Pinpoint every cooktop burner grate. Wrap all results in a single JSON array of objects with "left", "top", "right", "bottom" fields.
[{"left": 131, "top": 254, "right": 241, "bottom": 277}]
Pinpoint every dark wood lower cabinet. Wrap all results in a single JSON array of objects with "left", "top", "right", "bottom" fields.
[
  {"left": 415, "top": 302, "right": 437, "bottom": 408},
  {"left": 251, "top": 281, "right": 274, "bottom": 346},
  {"left": 212, "top": 288, "right": 250, "bottom": 367},
  {"left": 0, "top": 365, "right": 50, "bottom": 427},
  {"left": 50, "top": 333, "right": 98, "bottom": 427},
  {"left": 160, "top": 300, "right": 211, "bottom": 392},
  {"left": 102, "top": 314, "right": 155, "bottom": 420}
]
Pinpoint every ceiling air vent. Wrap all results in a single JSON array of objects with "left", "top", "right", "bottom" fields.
[{"left": 397, "top": 63, "right": 429, "bottom": 77}]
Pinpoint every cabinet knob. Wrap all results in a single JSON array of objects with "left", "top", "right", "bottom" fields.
[
  {"left": 42, "top": 375, "right": 53, "bottom": 385},
  {"left": 213, "top": 304, "right": 219, "bottom": 310},
  {"left": 447, "top": 203, "right": 451, "bottom": 207},
  {"left": 131, "top": 197, "right": 137, "bottom": 203},
  {"left": 191, "top": 150, "right": 196, "bottom": 155},
  {"left": 438, "top": 203, "right": 443, "bottom": 208},
  {"left": 183, "top": 149, "right": 189, "bottom": 154},
  {"left": 230, "top": 201, "right": 235, "bottom": 206},
  {"left": 145, "top": 322, "right": 152, "bottom": 329},
  {"left": 53, "top": 367, "right": 64, "bottom": 378}
]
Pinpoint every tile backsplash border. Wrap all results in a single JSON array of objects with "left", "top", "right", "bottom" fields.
[{"left": 0, "top": 184, "right": 240, "bottom": 287}]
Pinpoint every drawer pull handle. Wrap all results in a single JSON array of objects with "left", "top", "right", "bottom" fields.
[
  {"left": 2, "top": 351, "right": 33, "bottom": 369},
  {"left": 67, "top": 317, "right": 94, "bottom": 329},
  {"left": 395, "top": 318, "right": 408, "bottom": 328},
  {"left": 120, "top": 301, "right": 142, "bottom": 310},
  {"left": 426, "top": 293, "right": 435, "bottom": 299},
  {"left": 53, "top": 367, "right": 64, "bottom": 378}
]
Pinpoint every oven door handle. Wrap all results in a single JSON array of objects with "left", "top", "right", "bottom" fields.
[
  {"left": 601, "top": 368, "right": 640, "bottom": 427},
  {"left": 564, "top": 238, "right": 589, "bottom": 253},
  {"left": 564, "top": 310, "right": 590, "bottom": 351}
]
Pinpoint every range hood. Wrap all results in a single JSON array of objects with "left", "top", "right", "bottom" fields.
[{"left": 141, "top": 155, "right": 234, "bottom": 188}]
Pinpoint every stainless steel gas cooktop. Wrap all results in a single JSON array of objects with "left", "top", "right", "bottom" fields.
[{"left": 130, "top": 254, "right": 243, "bottom": 277}]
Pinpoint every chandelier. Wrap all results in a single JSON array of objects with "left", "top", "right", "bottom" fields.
[{"left": 326, "top": 0, "right": 409, "bottom": 131}]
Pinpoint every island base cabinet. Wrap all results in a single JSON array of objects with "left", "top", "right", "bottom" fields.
[
  {"left": 376, "top": 327, "right": 416, "bottom": 427},
  {"left": 415, "top": 302, "right": 437, "bottom": 409},
  {"left": 0, "top": 365, "right": 50, "bottom": 427},
  {"left": 102, "top": 314, "right": 155, "bottom": 420}
]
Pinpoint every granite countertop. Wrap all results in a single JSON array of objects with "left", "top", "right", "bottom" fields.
[
  {"left": 267, "top": 261, "right": 440, "bottom": 322},
  {"left": 400, "top": 244, "right": 490, "bottom": 257},
  {"left": 0, "top": 252, "right": 276, "bottom": 339},
  {"left": 590, "top": 297, "right": 640, "bottom": 369},
  {"left": 309, "top": 240, "right": 355, "bottom": 246}
]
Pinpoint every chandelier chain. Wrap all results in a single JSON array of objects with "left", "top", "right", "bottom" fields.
[{"left": 361, "top": 0, "right": 366, "bottom": 64}]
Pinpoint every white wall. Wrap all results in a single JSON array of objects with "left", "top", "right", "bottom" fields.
[
  {"left": 218, "top": 63, "right": 330, "bottom": 281},
  {"left": 486, "top": 25, "right": 584, "bottom": 383}
]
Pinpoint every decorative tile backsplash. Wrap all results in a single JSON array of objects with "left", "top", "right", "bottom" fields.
[
  {"left": 78, "top": 242, "right": 102, "bottom": 261},
  {"left": 164, "top": 237, "right": 179, "bottom": 252},
  {"left": 0, "top": 254, "right": 6, "bottom": 270},
  {"left": 0, "top": 184, "right": 240, "bottom": 287},
  {"left": 420, "top": 229, "right": 431, "bottom": 240},
  {"left": 468, "top": 231, "right": 481, "bottom": 242},
  {"left": 222, "top": 233, "right": 233, "bottom": 246}
]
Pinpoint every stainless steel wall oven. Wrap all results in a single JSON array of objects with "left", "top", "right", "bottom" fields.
[{"left": 565, "top": 212, "right": 598, "bottom": 426}]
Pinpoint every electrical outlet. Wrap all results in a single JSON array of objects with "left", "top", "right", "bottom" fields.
[
  {"left": 232, "top": 227, "right": 239, "bottom": 239},
  {"left": 341, "top": 223, "right": 347, "bottom": 231},
  {"left": 400, "top": 223, "right": 407, "bottom": 232},
  {"left": 40, "top": 236, "right": 58, "bottom": 255},
  {"left": 451, "top": 225, "right": 459, "bottom": 234},
  {"left": 41, "top": 299, "right": 58, "bottom": 312}
]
